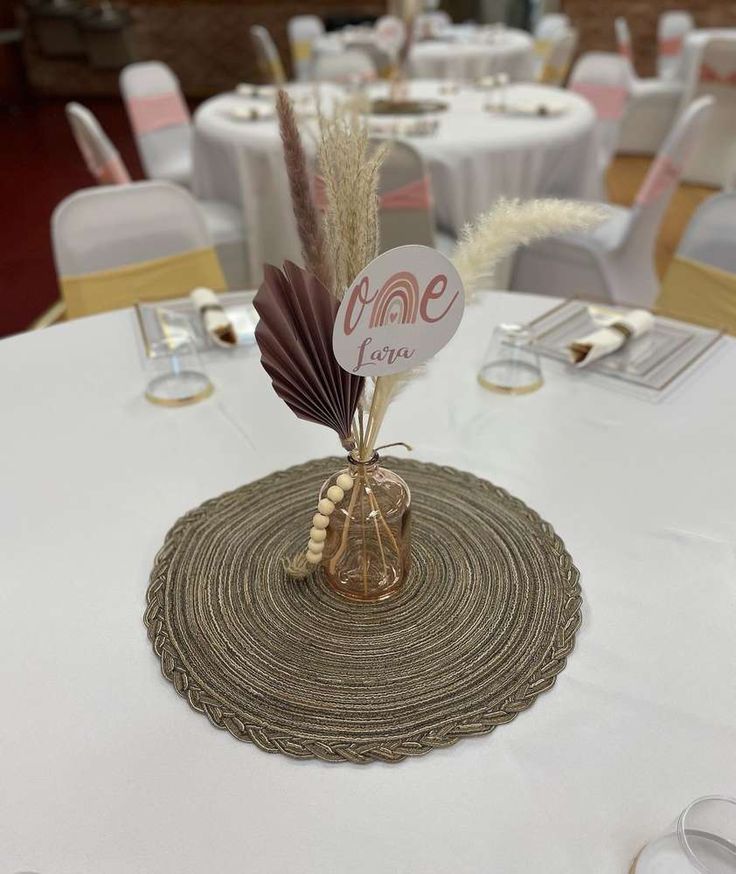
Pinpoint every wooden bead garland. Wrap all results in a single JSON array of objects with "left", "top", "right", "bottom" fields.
[{"left": 305, "top": 471, "right": 354, "bottom": 563}]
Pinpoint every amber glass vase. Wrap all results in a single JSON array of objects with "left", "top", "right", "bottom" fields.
[{"left": 319, "top": 453, "right": 411, "bottom": 602}]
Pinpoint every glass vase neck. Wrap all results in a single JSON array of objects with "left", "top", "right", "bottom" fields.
[{"left": 347, "top": 451, "right": 380, "bottom": 474}]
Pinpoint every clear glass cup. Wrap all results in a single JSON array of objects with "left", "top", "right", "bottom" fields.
[
  {"left": 144, "top": 337, "right": 213, "bottom": 407},
  {"left": 477, "top": 324, "right": 543, "bottom": 395},
  {"left": 634, "top": 796, "right": 736, "bottom": 873}
]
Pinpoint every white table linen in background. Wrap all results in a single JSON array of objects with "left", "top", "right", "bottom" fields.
[
  {"left": 1, "top": 292, "right": 735, "bottom": 874},
  {"left": 314, "top": 25, "right": 535, "bottom": 82},
  {"left": 409, "top": 29, "right": 534, "bottom": 81},
  {"left": 192, "top": 81, "right": 599, "bottom": 284}
]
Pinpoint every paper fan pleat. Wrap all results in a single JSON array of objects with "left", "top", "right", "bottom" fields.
[{"left": 253, "top": 262, "right": 364, "bottom": 442}]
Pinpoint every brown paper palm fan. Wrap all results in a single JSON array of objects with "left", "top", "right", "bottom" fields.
[{"left": 253, "top": 261, "right": 364, "bottom": 446}]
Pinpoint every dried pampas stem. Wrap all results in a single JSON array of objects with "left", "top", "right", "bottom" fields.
[
  {"left": 318, "top": 106, "right": 389, "bottom": 298},
  {"left": 276, "top": 90, "right": 333, "bottom": 289},
  {"left": 452, "top": 198, "right": 608, "bottom": 301}
]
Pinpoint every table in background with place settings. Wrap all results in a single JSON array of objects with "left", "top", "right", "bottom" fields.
[
  {"left": 2, "top": 291, "right": 735, "bottom": 873},
  {"left": 192, "top": 81, "right": 600, "bottom": 285}
]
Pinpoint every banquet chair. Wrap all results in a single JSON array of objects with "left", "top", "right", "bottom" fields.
[
  {"left": 250, "top": 25, "right": 287, "bottom": 85},
  {"left": 52, "top": 181, "right": 228, "bottom": 319},
  {"left": 679, "top": 37, "right": 736, "bottom": 187},
  {"left": 313, "top": 51, "right": 377, "bottom": 85},
  {"left": 538, "top": 28, "right": 578, "bottom": 86},
  {"left": 64, "top": 102, "right": 247, "bottom": 290},
  {"left": 568, "top": 53, "right": 632, "bottom": 176},
  {"left": 287, "top": 15, "right": 324, "bottom": 82},
  {"left": 657, "top": 192, "right": 736, "bottom": 332},
  {"left": 65, "top": 102, "right": 130, "bottom": 185},
  {"left": 533, "top": 14, "right": 571, "bottom": 80},
  {"left": 657, "top": 11, "right": 694, "bottom": 81},
  {"left": 614, "top": 17, "right": 684, "bottom": 155},
  {"left": 510, "top": 96, "right": 714, "bottom": 308},
  {"left": 371, "top": 140, "right": 455, "bottom": 256},
  {"left": 374, "top": 15, "right": 407, "bottom": 54},
  {"left": 120, "top": 61, "right": 193, "bottom": 188}
]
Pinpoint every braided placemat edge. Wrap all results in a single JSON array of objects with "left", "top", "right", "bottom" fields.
[{"left": 143, "top": 457, "right": 582, "bottom": 765}]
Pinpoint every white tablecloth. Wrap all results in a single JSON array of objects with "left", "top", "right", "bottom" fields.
[
  {"left": 409, "top": 29, "right": 534, "bottom": 81},
  {"left": 192, "top": 81, "right": 599, "bottom": 284},
  {"left": 2, "top": 292, "right": 736, "bottom": 873},
  {"left": 314, "top": 25, "right": 535, "bottom": 82}
]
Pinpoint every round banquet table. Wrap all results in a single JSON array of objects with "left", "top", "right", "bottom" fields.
[
  {"left": 314, "top": 25, "right": 535, "bottom": 82},
  {"left": 192, "top": 81, "right": 600, "bottom": 284},
  {"left": 2, "top": 292, "right": 736, "bottom": 874},
  {"left": 409, "top": 28, "right": 534, "bottom": 81}
]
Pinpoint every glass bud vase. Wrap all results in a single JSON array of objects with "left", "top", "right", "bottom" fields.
[{"left": 319, "top": 453, "right": 411, "bottom": 602}]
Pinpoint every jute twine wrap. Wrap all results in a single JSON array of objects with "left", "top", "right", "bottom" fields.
[{"left": 144, "top": 458, "right": 582, "bottom": 764}]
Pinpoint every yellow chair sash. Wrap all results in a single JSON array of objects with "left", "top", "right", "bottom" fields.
[
  {"left": 293, "top": 39, "right": 313, "bottom": 63},
  {"left": 539, "top": 61, "right": 570, "bottom": 84},
  {"left": 533, "top": 38, "right": 552, "bottom": 58},
  {"left": 60, "top": 247, "right": 227, "bottom": 319},
  {"left": 656, "top": 255, "right": 736, "bottom": 335}
]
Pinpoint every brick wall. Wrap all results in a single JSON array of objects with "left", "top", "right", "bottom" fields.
[
  {"left": 21, "top": 0, "right": 385, "bottom": 97},
  {"left": 562, "top": 0, "right": 736, "bottom": 76}
]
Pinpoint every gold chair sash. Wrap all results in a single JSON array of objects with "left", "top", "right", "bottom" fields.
[
  {"left": 60, "top": 247, "right": 227, "bottom": 319},
  {"left": 656, "top": 255, "right": 736, "bottom": 335}
]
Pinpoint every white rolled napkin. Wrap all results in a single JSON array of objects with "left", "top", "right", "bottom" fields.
[
  {"left": 190, "top": 287, "right": 238, "bottom": 348},
  {"left": 567, "top": 308, "right": 655, "bottom": 367}
]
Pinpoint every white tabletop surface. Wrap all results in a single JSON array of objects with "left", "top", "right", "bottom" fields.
[
  {"left": 193, "top": 82, "right": 598, "bottom": 284},
  {"left": 315, "top": 24, "right": 534, "bottom": 82},
  {"left": 2, "top": 292, "right": 736, "bottom": 873}
]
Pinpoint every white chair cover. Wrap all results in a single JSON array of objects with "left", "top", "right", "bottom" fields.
[
  {"left": 287, "top": 15, "right": 324, "bottom": 81},
  {"left": 510, "top": 96, "right": 714, "bottom": 307},
  {"left": 52, "top": 181, "right": 212, "bottom": 277},
  {"left": 374, "top": 15, "right": 407, "bottom": 55},
  {"left": 539, "top": 28, "right": 578, "bottom": 85},
  {"left": 676, "top": 192, "right": 736, "bottom": 274},
  {"left": 250, "top": 25, "right": 287, "bottom": 85},
  {"left": 534, "top": 13, "right": 570, "bottom": 40},
  {"left": 657, "top": 11, "right": 694, "bottom": 81},
  {"left": 373, "top": 139, "right": 436, "bottom": 252},
  {"left": 65, "top": 102, "right": 130, "bottom": 186},
  {"left": 313, "top": 50, "right": 377, "bottom": 85},
  {"left": 568, "top": 52, "right": 632, "bottom": 174},
  {"left": 614, "top": 17, "right": 685, "bottom": 155},
  {"left": 614, "top": 17, "right": 634, "bottom": 65},
  {"left": 120, "top": 61, "right": 192, "bottom": 188},
  {"left": 679, "top": 36, "right": 736, "bottom": 187}
]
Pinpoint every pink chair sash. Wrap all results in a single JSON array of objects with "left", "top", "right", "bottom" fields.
[
  {"left": 635, "top": 155, "right": 681, "bottom": 205},
  {"left": 659, "top": 36, "right": 683, "bottom": 57},
  {"left": 699, "top": 63, "right": 736, "bottom": 85},
  {"left": 97, "top": 154, "right": 131, "bottom": 185},
  {"left": 571, "top": 82, "right": 627, "bottom": 120},
  {"left": 127, "top": 91, "right": 190, "bottom": 136},
  {"left": 313, "top": 175, "right": 432, "bottom": 211}
]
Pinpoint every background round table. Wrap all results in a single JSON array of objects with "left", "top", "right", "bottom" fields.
[
  {"left": 192, "top": 81, "right": 599, "bottom": 284},
  {"left": 2, "top": 292, "right": 735, "bottom": 873},
  {"left": 409, "top": 28, "right": 534, "bottom": 81}
]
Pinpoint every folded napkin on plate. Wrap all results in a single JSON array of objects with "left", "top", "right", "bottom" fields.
[
  {"left": 190, "top": 287, "right": 238, "bottom": 347},
  {"left": 567, "top": 308, "right": 654, "bottom": 366}
]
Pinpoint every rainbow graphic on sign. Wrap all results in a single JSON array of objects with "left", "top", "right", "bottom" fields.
[{"left": 369, "top": 272, "right": 419, "bottom": 328}]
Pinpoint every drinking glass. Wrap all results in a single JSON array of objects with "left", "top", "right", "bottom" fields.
[
  {"left": 634, "top": 796, "right": 736, "bottom": 873},
  {"left": 477, "top": 324, "right": 543, "bottom": 395},
  {"left": 144, "top": 337, "right": 213, "bottom": 407}
]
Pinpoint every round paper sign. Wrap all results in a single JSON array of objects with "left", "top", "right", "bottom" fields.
[{"left": 332, "top": 245, "right": 465, "bottom": 377}]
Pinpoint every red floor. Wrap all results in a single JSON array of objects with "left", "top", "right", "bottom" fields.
[{"left": 0, "top": 97, "right": 143, "bottom": 338}]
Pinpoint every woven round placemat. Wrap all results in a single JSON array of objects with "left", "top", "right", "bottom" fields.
[{"left": 145, "top": 457, "right": 581, "bottom": 764}]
